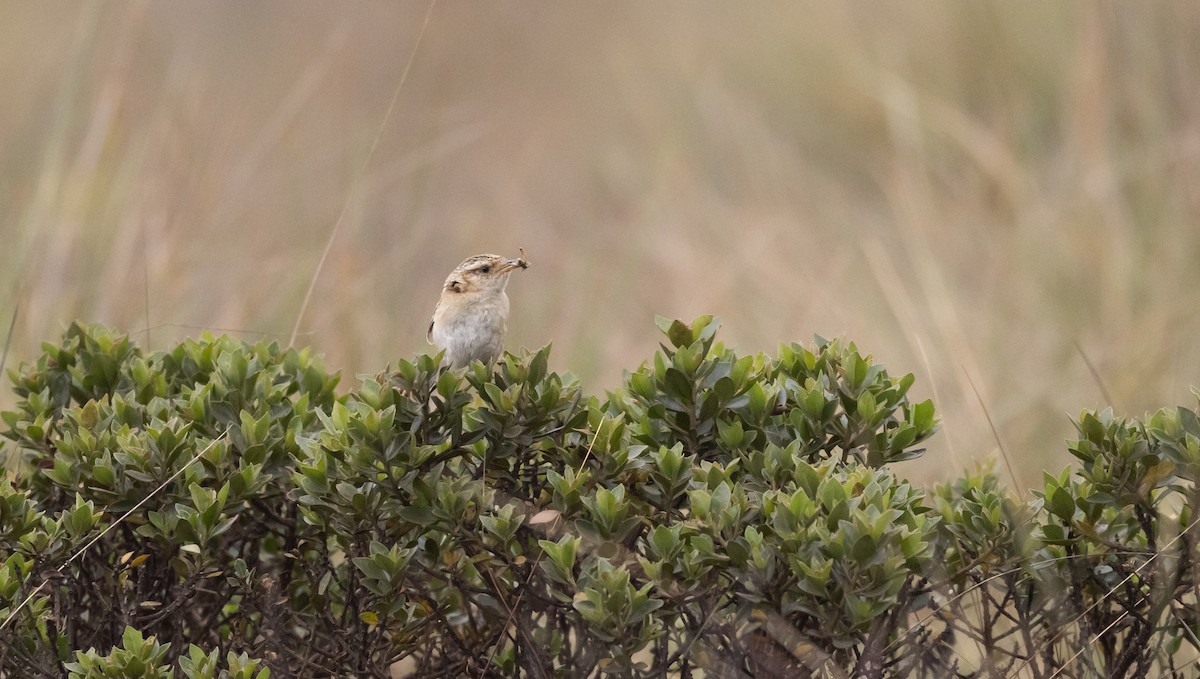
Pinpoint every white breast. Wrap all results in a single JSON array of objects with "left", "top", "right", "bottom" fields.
[{"left": 431, "top": 292, "right": 510, "bottom": 367}]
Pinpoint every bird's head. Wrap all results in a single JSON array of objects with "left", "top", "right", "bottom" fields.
[{"left": 442, "top": 253, "right": 528, "bottom": 295}]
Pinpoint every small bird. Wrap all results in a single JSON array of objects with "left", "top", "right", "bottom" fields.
[{"left": 428, "top": 252, "right": 529, "bottom": 368}]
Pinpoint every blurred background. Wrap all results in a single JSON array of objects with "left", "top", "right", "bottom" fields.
[{"left": 2, "top": 2, "right": 1199, "bottom": 487}]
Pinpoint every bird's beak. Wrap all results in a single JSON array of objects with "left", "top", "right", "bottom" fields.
[{"left": 497, "top": 256, "right": 529, "bottom": 274}]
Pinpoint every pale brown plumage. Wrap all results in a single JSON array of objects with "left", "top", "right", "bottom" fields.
[{"left": 428, "top": 252, "right": 529, "bottom": 368}]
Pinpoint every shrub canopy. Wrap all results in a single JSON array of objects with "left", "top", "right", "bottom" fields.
[{"left": 1, "top": 319, "right": 1197, "bottom": 678}]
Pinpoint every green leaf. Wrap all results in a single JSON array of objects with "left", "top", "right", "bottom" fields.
[
  {"left": 654, "top": 315, "right": 674, "bottom": 335},
  {"left": 1049, "top": 486, "right": 1076, "bottom": 521},
  {"left": 666, "top": 320, "right": 693, "bottom": 350},
  {"left": 912, "top": 399, "right": 935, "bottom": 431},
  {"left": 718, "top": 419, "right": 745, "bottom": 448},
  {"left": 629, "top": 371, "right": 655, "bottom": 400},
  {"left": 663, "top": 368, "right": 693, "bottom": 402}
]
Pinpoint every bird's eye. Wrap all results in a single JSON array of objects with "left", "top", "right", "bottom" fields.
[{"left": 480, "top": 265, "right": 491, "bottom": 274}]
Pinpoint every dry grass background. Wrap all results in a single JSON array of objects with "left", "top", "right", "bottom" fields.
[{"left": 3, "top": 2, "right": 1200, "bottom": 488}]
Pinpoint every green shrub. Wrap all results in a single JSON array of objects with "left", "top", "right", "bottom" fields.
[
  {"left": 1, "top": 319, "right": 1198, "bottom": 678},
  {"left": 1, "top": 322, "right": 336, "bottom": 675}
]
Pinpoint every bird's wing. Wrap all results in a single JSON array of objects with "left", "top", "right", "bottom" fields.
[{"left": 427, "top": 306, "right": 437, "bottom": 344}]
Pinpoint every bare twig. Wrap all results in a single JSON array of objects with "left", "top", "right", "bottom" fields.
[
  {"left": 885, "top": 551, "right": 1152, "bottom": 657},
  {"left": 131, "top": 322, "right": 311, "bottom": 339},
  {"left": 1073, "top": 341, "right": 1115, "bottom": 409},
  {"left": 1010, "top": 513, "right": 1200, "bottom": 678},
  {"left": 2, "top": 290, "right": 23, "bottom": 471},
  {"left": 1, "top": 289, "right": 20, "bottom": 380},
  {"left": 577, "top": 414, "right": 606, "bottom": 476},
  {"left": 478, "top": 415, "right": 606, "bottom": 678},
  {"left": 0, "top": 428, "right": 231, "bottom": 632},
  {"left": 963, "top": 367, "right": 1024, "bottom": 499},
  {"left": 289, "top": 0, "right": 439, "bottom": 346},
  {"left": 1047, "top": 610, "right": 1130, "bottom": 679}
]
